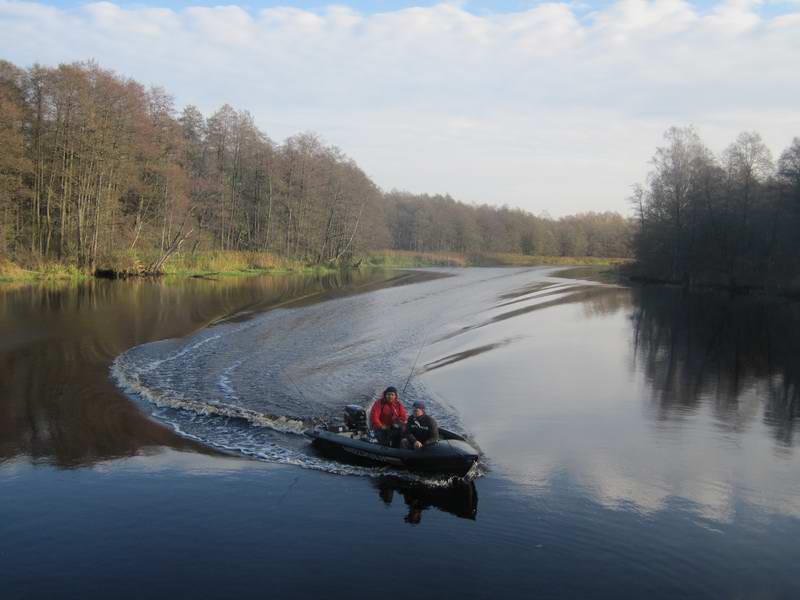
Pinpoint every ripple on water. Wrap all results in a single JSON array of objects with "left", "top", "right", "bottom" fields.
[{"left": 109, "top": 270, "right": 521, "bottom": 484}]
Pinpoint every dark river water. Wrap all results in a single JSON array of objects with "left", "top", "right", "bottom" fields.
[{"left": 2, "top": 267, "right": 799, "bottom": 599}]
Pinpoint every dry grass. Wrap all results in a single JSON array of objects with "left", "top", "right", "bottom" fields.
[
  {"left": 0, "top": 258, "right": 31, "bottom": 280},
  {"left": 365, "top": 250, "right": 630, "bottom": 268},
  {"left": 365, "top": 250, "right": 468, "bottom": 267},
  {"left": 163, "top": 251, "right": 309, "bottom": 275},
  {"left": 1, "top": 249, "right": 631, "bottom": 284},
  {"left": 476, "top": 253, "right": 632, "bottom": 267},
  {"left": 90, "top": 249, "right": 310, "bottom": 276},
  {"left": 0, "top": 257, "right": 85, "bottom": 281},
  {"left": 0, "top": 250, "right": 311, "bottom": 282}
]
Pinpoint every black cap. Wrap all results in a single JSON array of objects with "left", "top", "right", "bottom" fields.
[{"left": 384, "top": 386, "right": 398, "bottom": 397}]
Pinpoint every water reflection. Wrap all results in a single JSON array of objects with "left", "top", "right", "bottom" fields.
[
  {"left": 3, "top": 267, "right": 800, "bottom": 598},
  {"left": 373, "top": 476, "right": 478, "bottom": 524},
  {"left": 436, "top": 279, "right": 629, "bottom": 343},
  {"left": 422, "top": 270, "right": 800, "bottom": 525},
  {"left": 631, "top": 286, "right": 800, "bottom": 446},
  {"left": 5, "top": 267, "right": 799, "bottom": 527},
  {"left": 0, "top": 270, "right": 423, "bottom": 466}
]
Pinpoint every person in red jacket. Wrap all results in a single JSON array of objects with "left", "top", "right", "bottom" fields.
[{"left": 369, "top": 386, "right": 408, "bottom": 447}]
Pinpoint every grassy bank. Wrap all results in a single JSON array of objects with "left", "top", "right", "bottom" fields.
[
  {"left": 159, "top": 251, "right": 314, "bottom": 277},
  {"left": 1, "top": 250, "right": 630, "bottom": 283},
  {"left": 0, "top": 251, "right": 326, "bottom": 283},
  {"left": 365, "top": 250, "right": 630, "bottom": 268},
  {"left": 365, "top": 251, "right": 469, "bottom": 267},
  {"left": 0, "top": 258, "right": 87, "bottom": 282},
  {"left": 93, "top": 249, "right": 317, "bottom": 277}
]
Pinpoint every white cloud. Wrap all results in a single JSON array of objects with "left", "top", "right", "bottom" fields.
[
  {"left": 590, "top": 0, "right": 698, "bottom": 41},
  {"left": 1, "top": 0, "right": 798, "bottom": 215},
  {"left": 703, "top": 0, "right": 762, "bottom": 34}
]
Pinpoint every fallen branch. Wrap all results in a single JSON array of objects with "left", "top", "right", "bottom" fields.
[{"left": 145, "top": 226, "right": 193, "bottom": 274}]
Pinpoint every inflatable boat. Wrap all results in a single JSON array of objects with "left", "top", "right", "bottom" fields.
[{"left": 305, "top": 405, "right": 480, "bottom": 477}]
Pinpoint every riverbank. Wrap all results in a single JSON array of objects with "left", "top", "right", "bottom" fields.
[
  {"left": 618, "top": 263, "right": 800, "bottom": 301},
  {"left": 365, "top": 250, "right": 630, "bottom": 268},
  {"left": 0, "top": 258, "right": 87, "bottom": 282},
  {"left": 0, "top": 252, "right": 326, "bottom": 283},
  {"left": 0, "top": 251, "right": 630, "bottom": 283}
]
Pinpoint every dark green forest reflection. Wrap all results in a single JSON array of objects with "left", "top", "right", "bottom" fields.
[{"left": 631, "top": 286, "right": 800, "bottom": 446}]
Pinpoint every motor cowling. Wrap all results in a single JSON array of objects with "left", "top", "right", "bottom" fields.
[{"left": 344, "top": 404, "right": 367, "bottom": 431}]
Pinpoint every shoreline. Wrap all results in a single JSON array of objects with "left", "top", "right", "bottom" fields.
[
  {"left": 0, "top": 251, "right": 630, "bottom": 285},
  {"left": 619, "top": 267, "right": 800, "bottom": 303},
  {"left": 547, "top": 263, "right": 800, "bottom": 302},
  {"left": 0, "top": 252, "right": 334, "bottom": 284}
]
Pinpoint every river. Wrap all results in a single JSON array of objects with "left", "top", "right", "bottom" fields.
[{"left": 2, "top": 267, "right": 799, "bottom": 598}]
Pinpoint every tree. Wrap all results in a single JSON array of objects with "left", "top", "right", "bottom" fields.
[
  {"left": 631, "top": 127, "right": 799, "bottom": 291},
  {"left": 0, "top": 61, "right": 30, "bottom": 255}
]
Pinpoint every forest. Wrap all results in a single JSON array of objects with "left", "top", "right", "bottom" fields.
[
  {"left": 631, "top": 127, "right": 800, "bottom": 293},
  {"left": 0, "top": 60, "right": 631, "bottom": 274}
]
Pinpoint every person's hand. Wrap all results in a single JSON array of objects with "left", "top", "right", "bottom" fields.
[{"left": 414, "top": 441, "right": 422, "bottom": 450}]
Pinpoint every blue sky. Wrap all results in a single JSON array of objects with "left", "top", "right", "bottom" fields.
[
  {"left": 22, "top": 0, "right": 800, "bottom": 18},
  {"left": 3, "top": 0, "right": 799, "bottom": 215}
]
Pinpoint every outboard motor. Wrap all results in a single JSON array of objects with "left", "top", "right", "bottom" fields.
[{"left": 344, "top": 405, "right": 367, "bottom": 431}]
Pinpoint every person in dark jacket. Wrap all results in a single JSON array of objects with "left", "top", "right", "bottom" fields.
[
  {"left": 370, "top": 386, "right": 408, "bottom": 447},
  {"left": 403, "top": 400, "right": 439, "bottom": 450}
]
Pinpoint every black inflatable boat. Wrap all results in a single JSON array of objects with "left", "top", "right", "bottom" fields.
[{"left": 305, "top": 405, "right": 480, "bottom": 477}]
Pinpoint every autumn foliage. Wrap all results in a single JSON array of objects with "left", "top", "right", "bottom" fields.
[{"left": 0, "top": 59, "right": 634, "bottom": 276}]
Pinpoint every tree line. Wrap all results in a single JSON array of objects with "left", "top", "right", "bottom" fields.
[
  {"left": 631, "top": 127, "right": 800, "bottom": 292},
  {"left": 384, "top": 191, "right": 630, "bottom": 258},
  {"left": 1, "top": 60, "right": 631, "bottom": 273}
]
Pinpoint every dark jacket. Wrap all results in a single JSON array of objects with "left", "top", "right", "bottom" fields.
[{"left": 405, "top": 413, "right": 439, "bottom": 446}]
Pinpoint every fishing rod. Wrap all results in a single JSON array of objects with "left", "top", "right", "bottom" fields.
[
  {"left": 402, "top": 327, "right": 432, "bottom": 396},
  {"left": 285, "top": 370, "right": 309, "bottom": 405}
]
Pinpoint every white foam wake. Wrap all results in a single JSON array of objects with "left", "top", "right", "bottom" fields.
[{"left": 111, "top": 354, "right": 307, "bottom": 434}]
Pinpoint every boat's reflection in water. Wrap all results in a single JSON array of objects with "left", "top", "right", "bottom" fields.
[{"left": 372, "top": 476, "right": 478, "bottom": 524}]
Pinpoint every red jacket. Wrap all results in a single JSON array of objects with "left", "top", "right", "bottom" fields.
[{"left": 369, "top": 398, "right": 408, "bottom": 430}]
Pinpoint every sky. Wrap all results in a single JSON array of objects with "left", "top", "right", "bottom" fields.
[{"left": 2, "top": 0, "right": 799, "bottom": 216}]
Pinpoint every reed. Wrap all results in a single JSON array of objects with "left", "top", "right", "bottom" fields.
[
  {"left": 0, "top": 257, "right": 86, "bottom": 281},
  {"left": 162, "top": 251, "right": 305, "bottom": 275},
  {"left": 365, "top": 250, "right": 468, "bottom": 268},
  {"left": 0, "top": 251, "right": 312, "bottom": 282},
  {"left": 0, "top": 258, "right": 30, "bottom": 281},
  {"left": 365, "top": 250, "right": 629, "bottom": 268},
  {"left": 1, "top": 250, "right": 629, "bottom": 284},
  {"left": 473, "top": 253, "right": 631, "bottom": 267}
]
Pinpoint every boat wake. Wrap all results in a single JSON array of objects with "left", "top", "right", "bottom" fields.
[
  {"left": 113, "top": 342, "right": 477, "bottom": 486},
  {"left": 110, "top": 281, "right": 484, "bottom": 485},
  {"left": 111, "top": 268, "right": 589, "bottom": 484}
]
